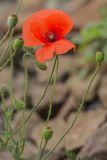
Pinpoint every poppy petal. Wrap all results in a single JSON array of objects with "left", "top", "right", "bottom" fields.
[
  {"left": 22, "top": 18, "right": 43, "bottom": 46},
  {"left": 23, "top": 10, "right": 74, "bottom": 44},
  {"left": 35, "top": 44, "right": 55, "bottom": 63},
  {"left": 26, "top": 10, "right": 62, "bottom": 43},
  {"left": 45, "top": 10, "right": 74, "bottom": 38},
  {"left": 54, "top": 39, "right": 76, "bottom": 54}
]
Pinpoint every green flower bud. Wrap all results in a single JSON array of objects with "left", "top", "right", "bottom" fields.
[
  {"left": 42, "top": 127, "right": 53, "bottom": 141},
  {"left": 96, "top": 51, "right": 104, "bottom": 64},
  {"left": 14, "top": 97, "right": 25, "bottom": 111},
  {"left": 35, "top": 60, "right": 47, "bottom": 70},
  {"left": 13, "top": 38, "right": 24, "bottom": 50},
  {"left": 7, "top": 15, "right": 18, "bottom": 28}
]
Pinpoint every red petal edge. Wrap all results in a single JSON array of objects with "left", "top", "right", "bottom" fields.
[
  {"left": 54, "top": 39, "right": 76, "bottom": 55},
  {"left": 35, "top": 44, "right": 55, "bottom": 63}
]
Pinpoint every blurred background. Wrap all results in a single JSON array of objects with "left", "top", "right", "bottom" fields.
[{"left": 0, "top": 0, "right": 107, "bottom": 159}]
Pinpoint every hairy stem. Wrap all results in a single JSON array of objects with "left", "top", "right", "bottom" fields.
[
  {"left": 37, "top": 56, "right": 59, "bottom": 160},
  {"left": 42, "top": 64, "right": 101, "bottom": 160},
  {"left": 5, "top": 56, "right": 58, "bottom": 144},
  {"left": 46, "top": 56, "right": 59, "bottom": 126}
]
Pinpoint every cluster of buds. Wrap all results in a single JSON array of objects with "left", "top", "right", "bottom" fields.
[{"left": 7, "top": 14, "right": 24, "bottom": 51}]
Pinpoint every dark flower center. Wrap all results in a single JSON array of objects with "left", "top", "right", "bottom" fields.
[{"left": 45, "top": 32, "right": 57, "bottom": 42}]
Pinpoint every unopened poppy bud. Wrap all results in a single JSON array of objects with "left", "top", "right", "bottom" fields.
[
  {"left": 35, "top": 60, "right": 47, "bottom": 70},
  {"left": 7, "top": 15, "right": 18, "bottom": 28},
  {"left": 13, "top": 38, "right": 24, "bottom": 50},
  {"left": 14, "top": 97, "right": 25, "bottom": 111},
  {"left": 42, "top": 127, "right": 53, "bottom": 141},
  {"left": 96, "top": 51, "right": 104, "bottom": 64}
]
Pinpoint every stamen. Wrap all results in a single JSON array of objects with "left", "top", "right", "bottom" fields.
[
  {"left": 48, "top": 33, "right": 55, "bottom": 41},
  {"left": 45, "top": 32, "right": 56, "bottom": 42}
]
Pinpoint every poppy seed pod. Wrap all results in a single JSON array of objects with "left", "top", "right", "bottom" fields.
[
  {"left": 13, "top": 38, "right": 24, "bottom": 50},
  {"left": 96, "top": 51, "right": 104, "bottom": 64},
  {"left": 42, "top": 127, "right": 53, "bottom": 141},
  {"left": 7, "top": 15, "right": 18, "bottom": 28}
]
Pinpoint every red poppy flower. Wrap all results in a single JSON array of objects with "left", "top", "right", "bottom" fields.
[{"left": 22, "top": 9, "right": 76, "bottom": 63}]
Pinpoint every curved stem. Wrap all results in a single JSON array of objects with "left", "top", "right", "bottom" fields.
[
  {"left": 42, "top": 64, "right": 101, "bottom": 160},
  {"left": 5, "top": 56, "right": 58, "bottom": 144}
]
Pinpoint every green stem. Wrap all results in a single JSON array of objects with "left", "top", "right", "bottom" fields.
[
  {"left": 1, "top": 85, "right": 16, "bottom": 112},
  {"left": 37, "top": 137, "right": 44, "bottom": 160},
  {"left": 0, "top": 29, "right": 13, "bottom": 64},
  {"left": 19, "top": 54, "right": 29, "bottom": 150},
  {"left": 38, "top": 140, "right": 48, "bottom": 160},
  {"left": 46, "top": 56, "right": 59, "bottom": 126},
  {"left": 42, "top": 64, "right": 101, "bottom": 160},
  {"left": 15, "top": 0, "right": 23, "bottom": 15},
  {"left": 9, "top": 41, "right": 14, "bottom": 89},
  {"left": 10, "top": 55, "right": 14, "bottom": 89},
  {"left": 0, "top": 49, "right": 16, "bottom": 72},
  {"left": 5, "top": 56, "right": 58, "bottom": 144},
  {"left": 0, "top": 29, "right": 11, "bottom": 48},
  {"left": 0, "top": 86, "right": 6, "bottom": 112},
  {"left": 0, "top": 86, "right": 9, "bottom": 141},
  {"left": 37, "top": 56, "right": 59, "bottom": 160},
  {"left": 23, "top": 54, "right": 29, "bottom": 107},
  {"left": 7, "top": 0, "right": 23, "bottom": 88},
  {"left": 0, "top": 0, "right": 23, "bottom": 67}
]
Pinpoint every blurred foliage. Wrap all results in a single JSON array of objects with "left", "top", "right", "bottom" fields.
[
  {"left": 74, "top": 7, "right": 107, "bottom": 63},
  {"left": 65, "top": 150, "right": 77, "bottom": 160}
]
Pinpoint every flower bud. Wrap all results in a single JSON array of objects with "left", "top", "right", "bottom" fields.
[
  {"left": 42, "top": 127, "right": 53, "bottom": 141},
  {"left": 14, "top": 97, "right": 25, "bottom": 111},
  {"left": 7, "top": 15, "right": 18, "bottom": 28},
  {"left": 13, "top": 38, "right": 24, "bottom": 50},
  {"left": 96, "top": 51, "right": 104, "bottom": 64},
  {"left": 35, "top": 60, "right": 47, "bottom": 70}
]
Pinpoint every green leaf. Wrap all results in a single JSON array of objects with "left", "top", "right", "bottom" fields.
[{"left": 14, "top": 97, "right": 25, "bottom": 111}]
